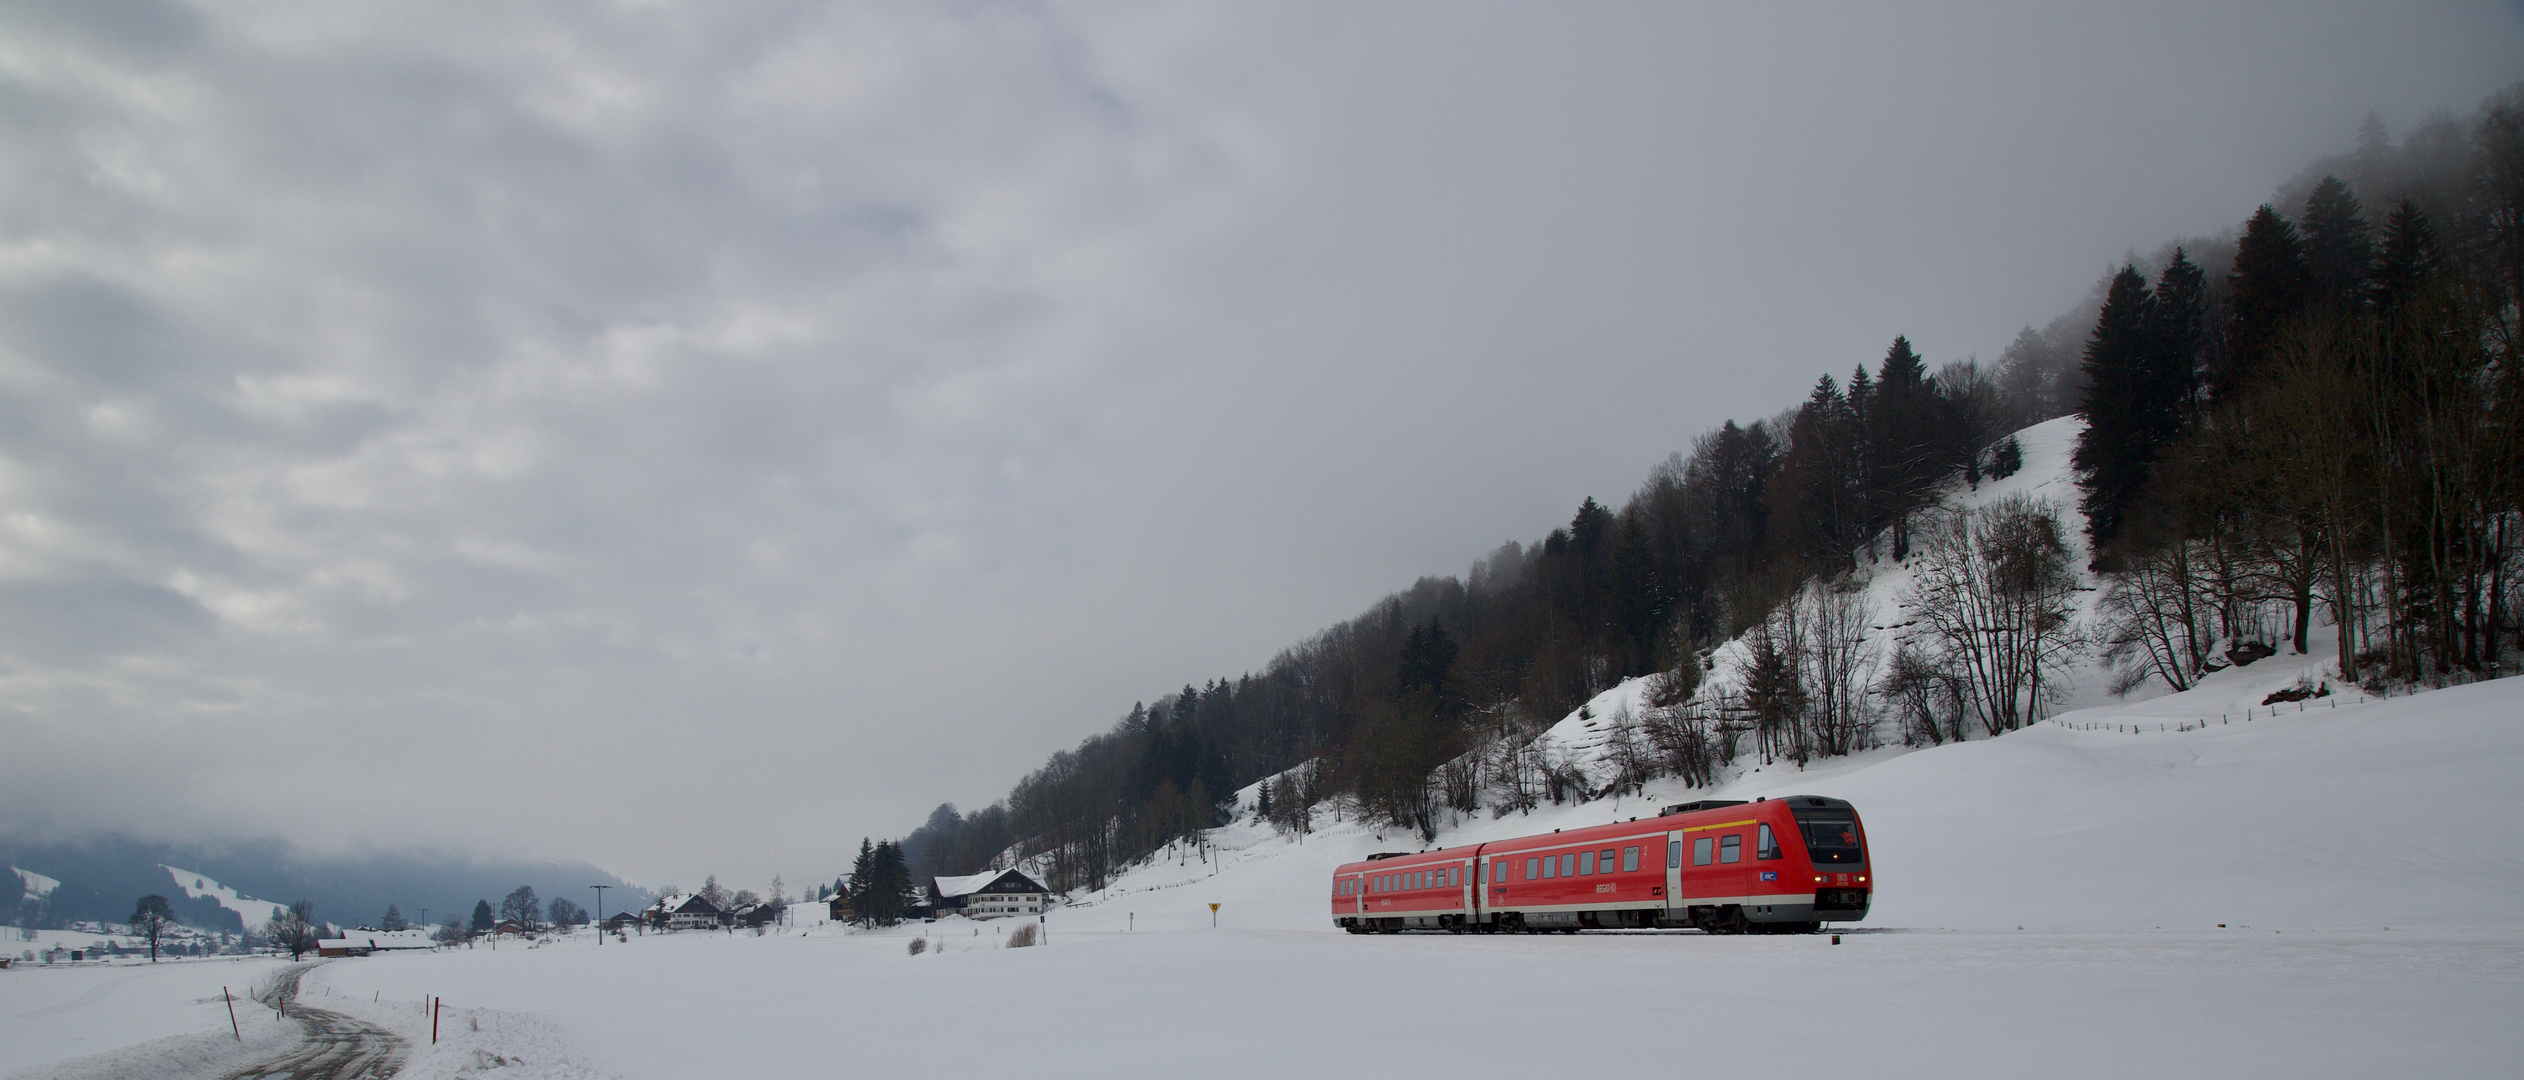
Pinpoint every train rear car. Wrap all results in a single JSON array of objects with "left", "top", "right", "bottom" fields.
[{"left": 1332, "top": 845, "right": 1479, "bottom": 932}]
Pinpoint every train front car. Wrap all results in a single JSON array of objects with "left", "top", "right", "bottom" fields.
[
  {"left": 1672, "top": 795, "right": 1873, "bottom": 933},
  {"left": 1783, "top": 796, "right": 1872, "bottom": 928}
]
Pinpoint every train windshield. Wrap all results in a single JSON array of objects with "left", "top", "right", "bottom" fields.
[{"left": 1795, "top": 816, "right": 1865, "bottom": 864}]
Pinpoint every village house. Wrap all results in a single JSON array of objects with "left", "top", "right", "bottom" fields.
[
  {"left": 316, "top": 929, "right": 438, "bottom": 957},
  {"left": 928, "top": 869, "right": 1050, "bottom": 921},
  {"left": 661, "top": 893, "right": 726, "bottom": 930}
]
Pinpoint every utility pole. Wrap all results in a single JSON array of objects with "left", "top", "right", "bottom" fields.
[{"left": 589, "top": 886, "right": 612, "bottom": 944}]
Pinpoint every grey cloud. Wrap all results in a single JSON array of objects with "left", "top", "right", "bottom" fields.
[
  {"left": 0, "top": 579, "right": 215, "bottom": 663},
  {"left": 0, "top": 1, "right": 2517, "bottom": 885}
]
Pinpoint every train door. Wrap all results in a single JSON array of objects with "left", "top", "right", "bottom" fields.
[
  {"left": 1474, "top": 855, "right": 1489, "bottom": 921},
  {"left": 1664, "top": 830, "right": 1685, "bottom": 921},
  {"left": 1347, "top": 874, "right": 1364, "bottom": 917}
]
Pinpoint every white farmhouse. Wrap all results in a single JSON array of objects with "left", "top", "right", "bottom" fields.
[
  {"left": 929, "top": 869, "right": 1050, "bottom": 921},
  {"left": 660, "top": 893, "right": 726, "bottom": 930}
]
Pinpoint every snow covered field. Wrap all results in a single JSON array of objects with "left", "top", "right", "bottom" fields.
[
  {"left": 296, "top": 920, "right": 2518, "bottom": 1080},
  {"left": 0, "top": 956, "right": 288, "bottom": 1078},
  {"left": 6, "top": 671, "right": 2491, "bottom": 1079}
]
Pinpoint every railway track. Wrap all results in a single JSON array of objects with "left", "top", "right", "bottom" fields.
[{"left": 221, "top": 963, "right": 405, "bottom": 1080}]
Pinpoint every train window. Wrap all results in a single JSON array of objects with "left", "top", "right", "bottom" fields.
[
  {"left": 1494, "top": 862, "right": 1507, "bottom": 884},
  {"left": 1622, "top": 846, "right": 1639, "bottom": 872},
  {"left": 1720, "top": 835, "right": 1742, "bottom": 863},
  {"left": 1669, "top": 840, "right": 1681, "bottom": 868},
  {"left": 1525, "top": 857, "right": 1539, "bottom": 880},
  {"left": 1561, "top": 853, "right": 1576, "bottom": 877},
  {"left": 1600, "top": 848, "right": 1616, "bottom": 870},
  {"left": 1693, "top": 837, "right": 1713, "bottom": 865},
  {"left": 1541, "top": 856, "right": 1556, "bottom": 880},
  {"left": 1758, "top": 824, "right": 1782, "bottom": 860},
  {"left": 1579, "top": 851, "right": 1594, "bottom": 875},
  {"left": 1796, "top": 815, "right": 1866, "bottom": 864}
]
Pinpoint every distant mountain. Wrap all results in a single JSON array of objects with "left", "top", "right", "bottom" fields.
[{"left": 5, "top": 834, "right": 649, "bottom": 932}]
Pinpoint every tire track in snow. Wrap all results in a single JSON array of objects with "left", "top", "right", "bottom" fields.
[{"left": 219, "top": 963, "right": 403, "bottom": 1080}]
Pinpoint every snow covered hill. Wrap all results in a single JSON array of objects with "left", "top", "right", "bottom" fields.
[
  {"left": 1057, "top": 671, "right": 2524, "bottom": 933},
  {"left": 159, "top": 866, "right": 285, "bottom": 929},
  {"left": 1052, "top": 415, "right": 2521, "bottom": 935}
]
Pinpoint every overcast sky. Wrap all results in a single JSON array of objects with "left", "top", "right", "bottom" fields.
[{"left": 2, "top": 1, "right": 2517, "bottom": 891}]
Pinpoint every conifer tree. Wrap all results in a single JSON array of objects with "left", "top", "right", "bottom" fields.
[
  {"left": 2220, "top": 205, "right": 2310, "bottom": 401},
  {"left": 2073, "top": 265, "right": 2157, "bottom": 553},
  {"left": 2146, "top": 248, "right": 2209, "bottom": 423},
  {"left": 1865, "top": 335, "right": 1961, "bottom": 558},
  {"left": 2373, "top": 199, "right": 2439, "bottom": 309},
  {"left": 2299, "top": 175, "right": 2373, "bottom": 309},
  {"left": 847, "top": 839, "right": 876, "bottom": 924},
  {"left": 470, "top": 899, "right": 495, "bottom": 932}
]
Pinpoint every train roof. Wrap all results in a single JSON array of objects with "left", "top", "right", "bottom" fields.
[{"left": 1330, "top": 795, "right": 1864, "bottom": 872}]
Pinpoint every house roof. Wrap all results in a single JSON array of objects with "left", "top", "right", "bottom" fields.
[
  {"left": 360, "top": 930, "right": 439, "bottom": 950},
  {"left": 670, "top": 894, "right": 723, "bottom": 915},
  {"left": 932, "top": 869, "right": 1047, "bottom": 899}
]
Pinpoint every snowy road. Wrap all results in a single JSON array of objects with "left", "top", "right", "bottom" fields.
[{"left": 219, "top": 964, "right": 404, "bottom": 1080}]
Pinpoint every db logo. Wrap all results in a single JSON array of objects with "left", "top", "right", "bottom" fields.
[{"left": 1759, "top": 871, "right": 1778, "bottom": 881}]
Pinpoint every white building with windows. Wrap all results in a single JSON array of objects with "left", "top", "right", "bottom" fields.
[{"left": 929, "top": 869, "right": 1049, "bottom": 921}]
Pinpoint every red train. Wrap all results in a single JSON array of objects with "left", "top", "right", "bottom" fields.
[{"left": 1331, "top": 795, "right": 1870, "bottom": 934}]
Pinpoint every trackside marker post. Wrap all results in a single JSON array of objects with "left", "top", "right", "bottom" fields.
[
  {"left": 224, "top": 987, "right": 239, "bottom": 1040},
  {"left": 432, "top": 997, "right": 439, "bottom": 1044},
  {"left": 1210, "top": 902, "right": 1221, "bottom": 927}
]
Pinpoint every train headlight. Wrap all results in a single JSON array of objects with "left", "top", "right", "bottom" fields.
[
  {"left": 1857, "top": 876, "right": 1867, "bottom": 883},
  {"left": 1814, "top": 875, "right": 1825, "bottom": 882}
]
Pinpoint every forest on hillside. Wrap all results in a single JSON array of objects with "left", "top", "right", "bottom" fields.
[{"left": 886, "top": 87, "right": 2524, "bottom": 897}]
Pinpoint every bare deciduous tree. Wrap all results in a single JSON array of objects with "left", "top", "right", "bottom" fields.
[
  {"left": 2101, "top": 540, "right": 2214, "bottom": 693},
  {"left": 128, "top": 894, "right": 175, "bottom": 963},
  {"left": 1799, "top": 575, "right": 1878, "bottom": 756},
  {"left": 1905, "top": 495, "right": 2083, "bottom": 735}
]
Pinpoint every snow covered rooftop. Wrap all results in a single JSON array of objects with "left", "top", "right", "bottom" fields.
[{"left": 932, "top": 869, "right": 1045, "bottom": 898}]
